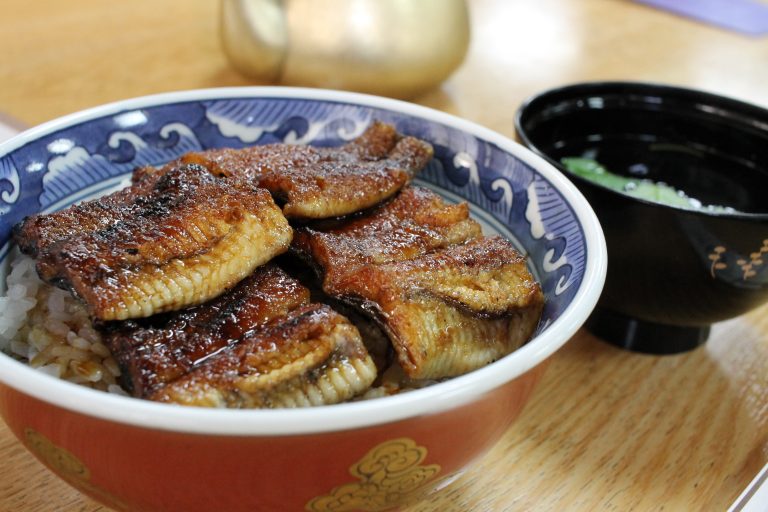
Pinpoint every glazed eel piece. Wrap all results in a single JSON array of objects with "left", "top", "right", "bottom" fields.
[
  {"left": 293, "top": 186, "right": 544, "bottom": 380},
  {"left": 152, "top": 303, "right": 377, "bottom": 408},
  {"left": 100, "top": 265, "right": 310, "bottom": 398},
  {"left": 333, "top": 236, "right": 545, "bottom": 379},
  {"left": 13, "top": 165, "right": 164, "bottom": 258},
  {"left": 180, "top": 121, "right": 434, "bottom": 219},
  {"left": 14, "top": 163, "right": 292, "bottom": 321},
  {"left": 12, "top": 121, "right": 429, "bottom": 322},
  {"left": 13, "top": 121, "right": 429, "bottom": 255},
  {"left": 292, "top": 186, "right": 484, "bottom": 292},
  {"left": 101, "top": 265, "right": 376, "bottom": 407},
  {"left": 15, "top": 121, "right": 420, "bottom": 257}
]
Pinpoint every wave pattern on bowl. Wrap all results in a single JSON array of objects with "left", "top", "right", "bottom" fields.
[{"left": 1, "top": 97, "right": 585, "bottom": 330}]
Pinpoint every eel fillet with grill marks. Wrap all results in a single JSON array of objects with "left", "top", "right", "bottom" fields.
[
  {"left": 291, "top": 185, "right": 483, "bottom": 293},
  {"left": 292, "top": 187, "right": 544, "bottom": 380},
  {"left": 179, "top": 121, "right": 434, "bottom": 219},
  {"left": 13, "top": 165, "right": 164, "bottom": 258},
  {"left": 14, "top": 163, "right": 292, "bottom": 321},
  {"left": 100, "top": 265, "right": 310, "bottom": 398},
  {"left": 333, "top": 236, "right": 545, "bottom": 379},
  {"left": 151, "top": 304, "right": 377, "bottom": 408}
]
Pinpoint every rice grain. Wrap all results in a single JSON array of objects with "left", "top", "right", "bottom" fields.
[{"left": 1, "top": 253, "right": 124, "bottom": 393}]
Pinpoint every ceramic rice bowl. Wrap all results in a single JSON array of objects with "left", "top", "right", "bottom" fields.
[{"left": 0, "top": 88, "right": 606, "bottom": 512}]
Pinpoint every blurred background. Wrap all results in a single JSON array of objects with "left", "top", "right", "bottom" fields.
[{"left": 2, "top": 0, "right": 768, "bottom": 133}]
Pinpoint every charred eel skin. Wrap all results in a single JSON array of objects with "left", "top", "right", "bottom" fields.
[
  {"left": 293, "top": 186, "right": 544, "bottom": 380},
  {"left": 151, "top": 304, "right": 377, "bottom": 408},
  {"left": 100, "top": 265, "right": 310, "bottom": 398},
  {"left": 15, "top": 163, "right": 292, "bottom": 321},
  {"left": 179, "top": 121, "right": 434, "bottom": 219}
]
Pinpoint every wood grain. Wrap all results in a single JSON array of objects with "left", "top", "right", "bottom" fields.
[
  {"left": 1, "top": 0, "right": 767, "bottom": 511},
  {"left": 406, "top": 307, "right": 768, "bottom": 511}
]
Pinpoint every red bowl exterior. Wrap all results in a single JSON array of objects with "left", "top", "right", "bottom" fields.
[
  {"left": 0, "top": 88, "right": 607, "bottom": 511},
  {"left": 0, "top": 362, "right": 546, "bottom": 512}
]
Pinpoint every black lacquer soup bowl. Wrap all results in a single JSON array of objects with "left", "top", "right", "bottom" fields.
[{"left": 516, "top": 81, "right": 768, "bottom": 353}]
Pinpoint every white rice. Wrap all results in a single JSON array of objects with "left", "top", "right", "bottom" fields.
[{"left": 0, "top": 252, "right": 126, "bottom": 394}]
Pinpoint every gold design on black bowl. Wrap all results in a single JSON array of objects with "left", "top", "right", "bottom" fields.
[
  {"left": 24, "top": 428, "right": 129, "bottom": 511},
  {"left": 306, "top": 437, "right": 441, "bottom": 512},
  {"left": 709, "top": 239, "right": 768, "bottom": 280}
]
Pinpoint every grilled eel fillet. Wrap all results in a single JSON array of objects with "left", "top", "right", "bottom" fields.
[
  {"left": 179, "top": 121, "right": 434, "bottom": 219},
  {"left": 152, "top": 303, "right": 377, "bottom": 408},
  {"left": 293, "top": 188, "right": 544, "bottom": 380},
  {"left": 13, "top": 121, "right": 429, "bottom": 322},
  {"left": 100, "top": 265, "right": 310, "bottom": 398},
  {"left": 13, "top": 165, "right": 164, "bottom": 259},
  {"left": 14, "top": 163, "right": 292, "bottom": 321},
  {"left": 335, "top": 236, "right": 544, "bottom": 379},
  {"left": 273, "top": 253, "right": 395, "bottom": 375},
  {"left": 292, "top": 186, "right": 484, "bottom": 293},
  {"left": 12, "top": 121, "right": 427, "bottom": 256}
]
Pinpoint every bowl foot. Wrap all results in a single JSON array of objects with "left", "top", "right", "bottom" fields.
[{"left": 586, "top": 308, "right": 710, "bottom": 354}]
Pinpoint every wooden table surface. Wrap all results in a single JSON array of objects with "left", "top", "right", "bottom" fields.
[{"left": 2, "top": 1, "right": 768, "bottom": 511}]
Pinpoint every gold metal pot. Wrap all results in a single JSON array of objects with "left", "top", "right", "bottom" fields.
[{"left": 220, "top": 0, "right": 470, "bottom": 98}]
